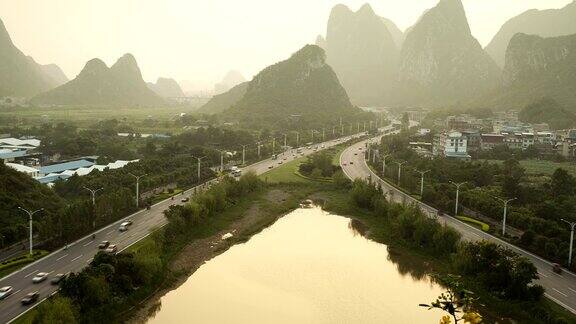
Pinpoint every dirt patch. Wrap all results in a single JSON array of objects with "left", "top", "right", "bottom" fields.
[
  {"left": 128, "top": 190, "right": 290, "bottom": 323},
  {"left": 265, "top": 189, "right": 290, "bottom": 204}
]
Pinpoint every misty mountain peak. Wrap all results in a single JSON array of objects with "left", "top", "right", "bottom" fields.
[{"left": 357, "top": 3, "right": 376, "bottom": 16}]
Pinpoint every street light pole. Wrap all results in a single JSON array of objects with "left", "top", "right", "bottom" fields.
[
  {"left": 272, "top": 138, "right": 276, "bottom": 155},
  {"left": 295, "top": 133, "right": 299, "bottom": 148},
  {"left": 311, "top": 130, "right": 315, "bottom": 143},
  {"left": 382, "top": 154, "right": 392, "bottom": 177},
  {"left": 241, "top": 145, "right": 247, "bottom": 165},
  {"left": 83, "top": 186, "right": 103, "bottom": 206},
  {"left": 416, "top": 170, "right": 430, "bottom": 197},
  {"left": 256, "top": 141, "right": 261, "bottom": 158},
  {"left": 494, "top": 196, "right": 516, "bottom": 236},
  {"left": 450, "top": 182, "right": 467, "bottom": 216},
  {"left": 284, "top": 134, "right": 287, "bottom": 148},
  {"left": 129, "top": 173, "right": 147, "bottom": 208},
  {"left": 83, "top": 186, "right": 103, "bottom": 229},
  {"left": 18, "top": 207, "right": 43, "bottom": 256},
  {"left": 395, "top": 161, "right": 406, "bottom": 185},
  {"left": 322, "top": 128, "right": 325, "bottom": 141},
  {"left": 561, "top": 219, "right": 576, "bottom": 267}
]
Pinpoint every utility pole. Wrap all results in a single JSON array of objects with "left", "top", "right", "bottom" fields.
[
  {"left": 295, "top": 133, "right": 299, "bottom": 148},
  {"left": 349, "top": 125, "right": 353, "bottom": 134},
  {"left": 257, "top": 141, "right": 261, "bottom": 158},
  {"left": 357, "top": 122, "right": 360, "bottom": 133},
  {"left": 272, "top": 138, "right": 276, "bottom": 155},
  {"left": 363, "top": 122, "right": 366, "bottom": 132},
  {"left": 284, "top": 134, "right": 287, "bottom": 148},
  {"left": 451, "top": 182, "right": 467, "bottom": 217},
  {"left": 83, "top": 186, "right": 103, "bottom": 229},
  {"left": 395, "top": 161, "right": 406, "bottom": 185},
  {"left": 322, "top": 128, "right": 325, "bottom": 141},
  {"left": 341, "top": 124, "right": 344, "bottom": 135},
  {"left": 332, "top": 126, "right": 336, "bottom": 136},
  {"left": 192, "top": 156, "right": 206, "bottom": 180},
  {"left": 415, "top": 170, "right": 430, "bottom": 198},
  {"left": 369, "top": 121, "right": 373, "bottom": 130},
  {"left": 130, "top": 173, "right": 147, "bottom": 208},
  {"left": 561, "top": 219, "right": 576, "bottom": 267},
  {"left": 18, "top": 207, "right": 43, "bottom": 256},
  {"left": 311, "top": 130, "right": 315, "bottom": 143}
]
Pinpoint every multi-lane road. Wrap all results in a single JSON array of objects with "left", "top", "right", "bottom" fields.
[
  {"left": 0, "top": 132, "right": 365, "bottom": 324},
  {"left": 340, "top": 134, "right": 576, "bottom": 315}
]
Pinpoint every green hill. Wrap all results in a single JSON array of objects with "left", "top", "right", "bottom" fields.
[
  {"left": 519, "top": 98, "right": 576, "bottom": 130},
  {"left": 226, "top": 45, "right": 361, "bottom": 125},
  {"left": 32, "top": 54, "right": 164, "bottom": 107}
]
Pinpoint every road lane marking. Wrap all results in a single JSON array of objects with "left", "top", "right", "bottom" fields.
[
  {"left": 24, "top": 270, "right": 38, "bottom": 278},
  {"left": 56, "top": 254, "right": 69, "bottom": 261},
  {"left": 83, "top": 240, "right": 94, "bottom": 247},
  {"left": 553, "top": 288, "right": 568, "bottom": 297},
  {"left": 71, "top": 254, "right": 83, "bottom": 262},
  {"left": 570, "top": 288, "right": 576, "bottom": 293},
  {"left": 106, "top": 230, "right": 114, "bottom": 235},
  {"left": 14, "top": 289, "right": 21, "bottom": 295}
]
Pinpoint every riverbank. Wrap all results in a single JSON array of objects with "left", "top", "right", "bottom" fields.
[{"left": 124, "top": 183, "right": 324, "bottom": 323}]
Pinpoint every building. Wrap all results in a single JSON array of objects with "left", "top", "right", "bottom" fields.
[
  {"left": 5, "top": 163, "right": 39, "bottom": 178},
  {"left": 480, "top": 134, "right": 504, "bottom": 151},
  {"left": 461, "top": 130, "right": 481, "bottom": 152},
  {"left": 503, "top": 133, "right": 523, "bottom": 150},
  {"left": 433, "top": 131, "right": 470, "bottom": 160},
  {"left": 38, "top": 159, "right": 95, "bottom": 177}
]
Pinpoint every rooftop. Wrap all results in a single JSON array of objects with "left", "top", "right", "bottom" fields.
[{"left": 39, "top": 159, "right": 95, "bottom": 174}]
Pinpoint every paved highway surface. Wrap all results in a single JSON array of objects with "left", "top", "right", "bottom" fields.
[
  {"left": 0, "top": 133, "right": 365, "bottom": 324},
  {"left": 340, "top": 132, "right": 576, "bottom": 315}
]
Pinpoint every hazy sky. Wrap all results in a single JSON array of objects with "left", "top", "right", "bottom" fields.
[{"left": 0, "top": 0, "right": 572, "bottom": 90}]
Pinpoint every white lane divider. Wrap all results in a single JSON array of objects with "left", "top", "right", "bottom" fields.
[
  {"left": 83, "top": 240, "right": 94, "bottom": 247},
  {"left": 71, "top": 254, "right": 83, "bottom": 262},
  {"left": 106, "top": 230, "right": 114, "bottom": 235},
  {"left": 569, "top": 288, "right": 576, "bottom": 294},
  {"left": 24, "top": 270, "right": 38, "bottom": 278},
  {"left": 56, "top": 254, "right": 69, "bottom": 261},
  {"left": 14, "top": 289, "right": 21, "bottom": 295},
  {"left": 553, "top": 288, "right": 568, "bottom": 297},
  {"left": 538, "top": 272, "right": 548, "bottom": 278}
]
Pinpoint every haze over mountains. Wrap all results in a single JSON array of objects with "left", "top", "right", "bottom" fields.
[
  {"left": 147, "top": 78, "right": 185, "bottom": 98},
  {"left": 214, "top": 70, "right": 246, "bottom": 95},
  {"left": 0, "top": 18, "right": 66, "bottom": 97},
  {"left": 486, "top": 1, "right": 576, "bottom": 68},
  {"left": 32, "top": 54, "right": 164, "bottom": 107}
]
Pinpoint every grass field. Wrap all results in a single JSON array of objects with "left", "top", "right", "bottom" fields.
[
  {"left": 259, "top": 157, "right": 311, "bottom": 184},
  {"left": 0, "top": 102, "right": 208, "bottom": 133},
  {"left": 485, "top": 159, "right": 576, "bottom": 177}
]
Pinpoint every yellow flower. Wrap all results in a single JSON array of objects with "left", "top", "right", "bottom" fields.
[
  {"left": 439, "top": 315, "right": 452, "bottom": 324},
  {"left": 462, "top": 312, "right": 483, "bottom": 324}
]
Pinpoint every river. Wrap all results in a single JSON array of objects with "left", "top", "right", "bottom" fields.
[{"left": 146, "top": 206, "right": 445, "bottom": 323}]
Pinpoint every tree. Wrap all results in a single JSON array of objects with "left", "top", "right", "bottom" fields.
[
  {"left": 550, "top": 168, "right": 575, "bottom": 197},
  {"left": 33, "top": 296, "right": 77, "bottom": 324},
  {"left": 501, "top": 159, "right": 524, "bottom": 200}
]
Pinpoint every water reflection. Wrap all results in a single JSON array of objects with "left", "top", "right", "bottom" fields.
[{"left": 147, "top": 207, "right": 445, "bottom": 323}]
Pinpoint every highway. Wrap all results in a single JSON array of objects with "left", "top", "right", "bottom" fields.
[
  {"left": 340, "top": 134, "right": 576, "bottom": 315},
  {"left": 0, "top": 132, "right": 365, "bottom": 324}
]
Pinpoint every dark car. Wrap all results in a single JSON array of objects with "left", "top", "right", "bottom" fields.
[
  {"left": 21, "top": 292, "right": 39, "bottom": 305},
  {"left": 98, "top": 241, "right": 110, "bottom": 249},
  {"left": 181, "top": 197, "right": 190, "bottom": 203},
  {"left": 552, "top": 263, "right": 563, "bottom": 274},
  {"left": 51, "top": 273, "right": 67, "bottom": 285}
]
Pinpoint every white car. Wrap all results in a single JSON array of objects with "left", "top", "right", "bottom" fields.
[
  {"left": 32, "top": 272, "right": 48, "bottom": 283},
  {"left": 0, "top": 286, "right": 13, "bottom": 300}
]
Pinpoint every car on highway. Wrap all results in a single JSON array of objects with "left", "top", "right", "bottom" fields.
[
  {"left": 32, "top": 272, "right": 48, "bottom": 283},
  {"left": 105, "top": 244, "right": 118, "bottom": 254},
  {"left": 51, "top": 273, "right": 67, "bottom": 285},
  {"left": 21, "top": 292, "right": 39, "bottom": 306},
  {"left": 98, "top": 241, "right": 110, "bottom": 249},
  {"left": 119, "top": 221, "right": 132, "bottom": 232},
  {"left": 181, "top": 197, "right": 190, "bottom": 203},
  {"left": 553, "top": 263, "right": 563, "bottom": 274},
  {"left": 124, "top": 220, "right": 133, "bottom": 226},
  {"left": 0, "top": 286, "right": 13, "bottom": 300},
  {"left": 278, "top": 161, "right": 283, "bottom": 165},
  {"left": 349, "top": 161, "right": 354, "bottom": 165},
  {"left": 268, "top": 165, "right": 273, "bottom": 169}
]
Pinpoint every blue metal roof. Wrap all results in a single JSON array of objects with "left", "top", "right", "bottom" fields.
[
  {"left": 0, "top": 150, "right": 28, "bottom": 160},
  {"left": 39, "top": 159, "right": 94, "bottom": 174},
  {"left": 36, "top": 174, "right": 72, "bottom": 184}
]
